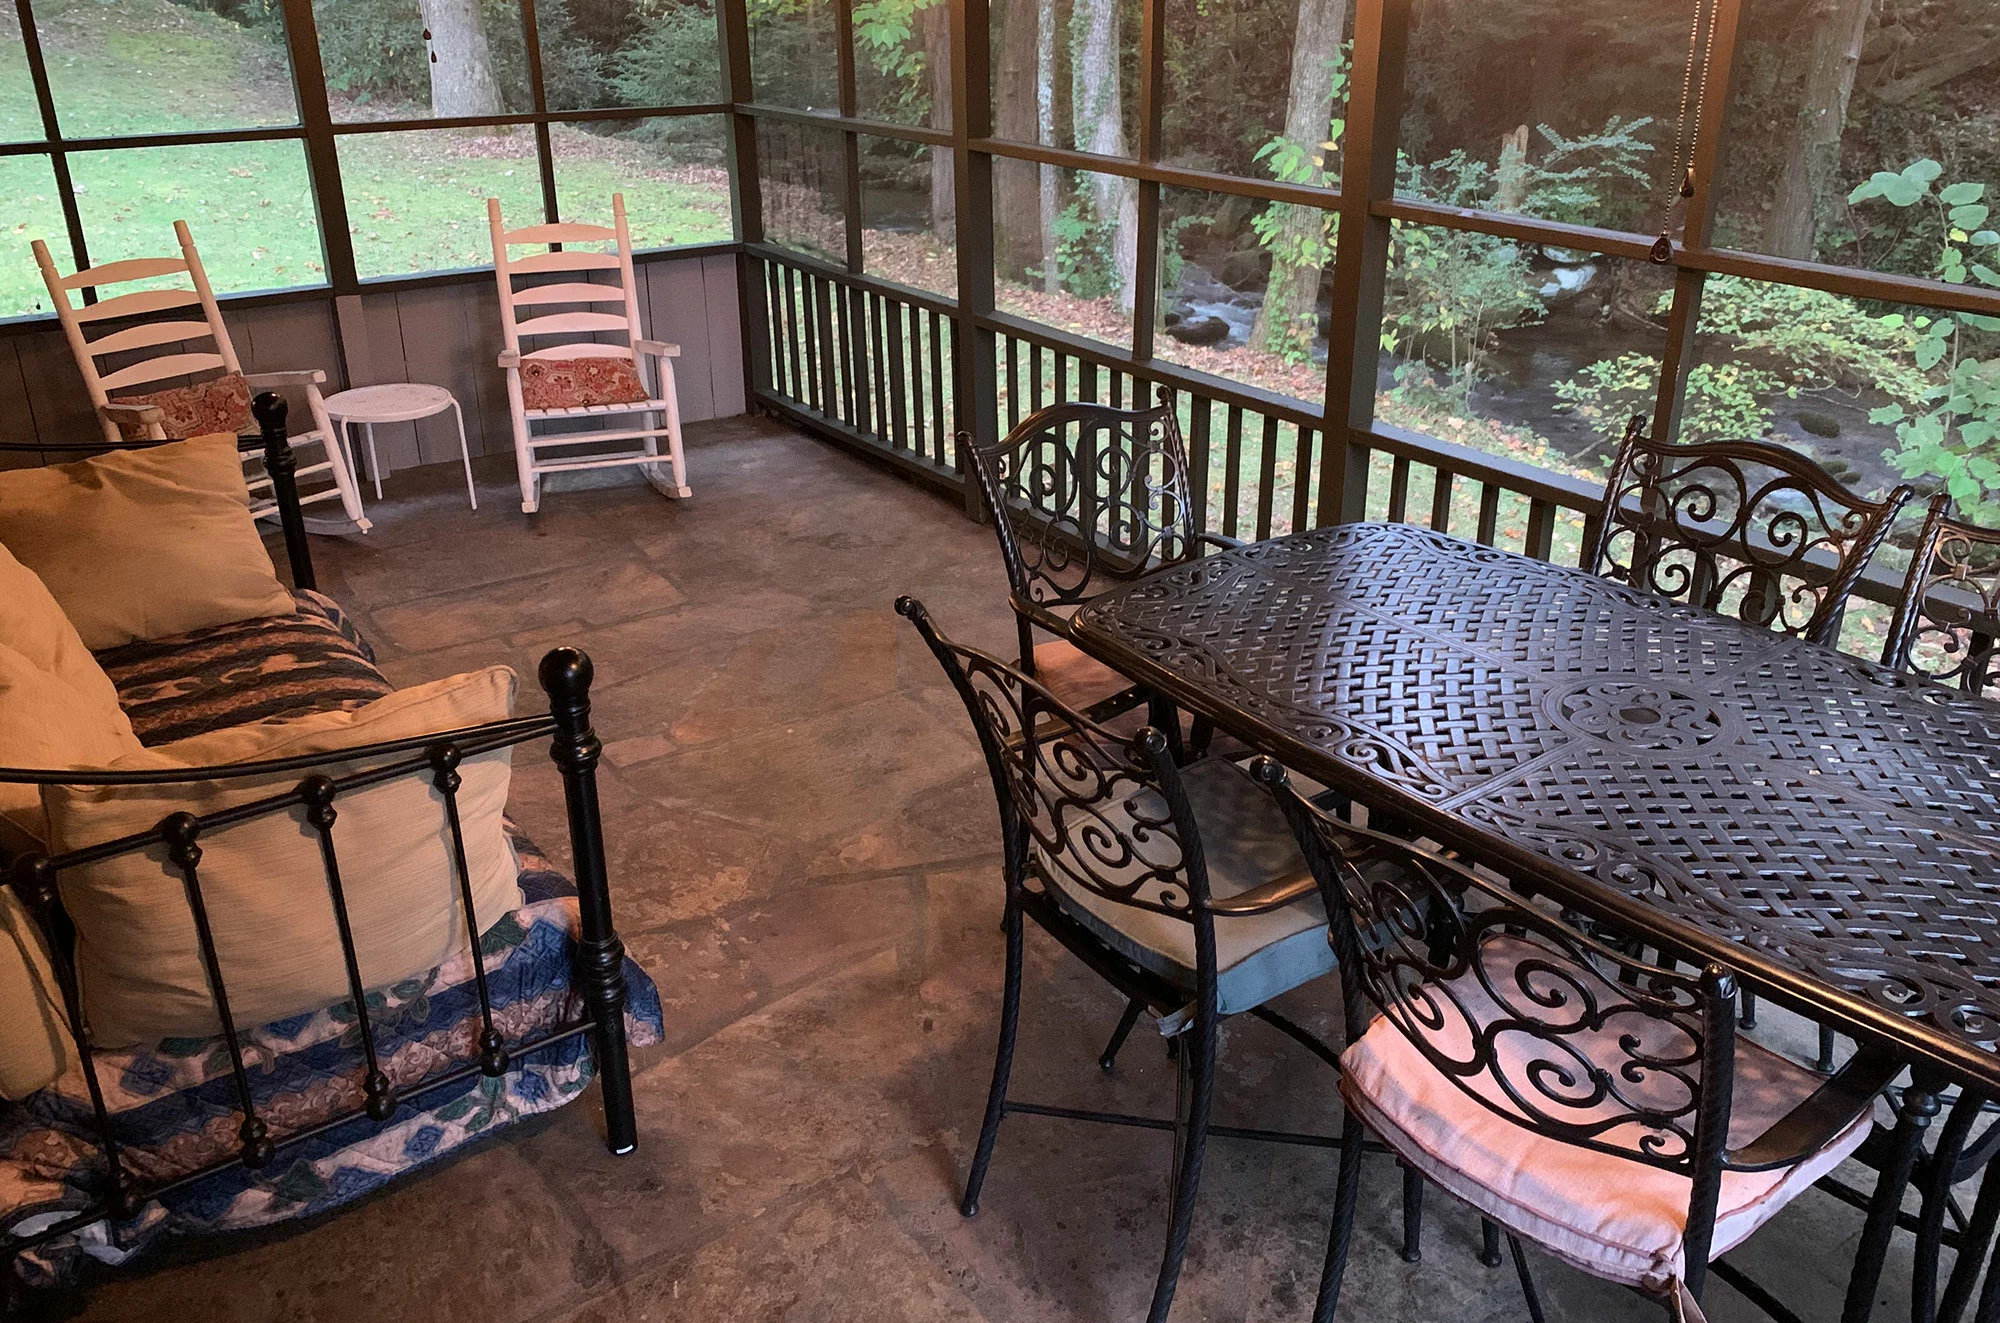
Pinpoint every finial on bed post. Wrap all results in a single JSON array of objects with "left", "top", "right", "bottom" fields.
[
  {"left": 253, "top": 391, "right": 316, "bottom": 592},
  {"left": 539, "top": 647, "right": 637, "bottom": 1156}
]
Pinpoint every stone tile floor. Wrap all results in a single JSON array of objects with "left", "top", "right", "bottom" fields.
[{"left": 45, "top": 416, "right": 1965, "bottom": 1321}]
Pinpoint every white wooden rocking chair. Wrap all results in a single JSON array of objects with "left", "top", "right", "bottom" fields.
[
  {"left": 488, "top": 192, "right": 690, "bottom": 514},
  {"left": 32, "top": 222, "right": 370, "bottom": 534}
]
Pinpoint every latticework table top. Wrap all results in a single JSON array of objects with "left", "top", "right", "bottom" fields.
[{"left": 1072, "top": 521, "right": 2000, "bottom": 1089}]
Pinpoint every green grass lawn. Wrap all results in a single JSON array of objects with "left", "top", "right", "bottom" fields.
[{"left": 0, "top": 0, "right": 734, "bottom": 316}]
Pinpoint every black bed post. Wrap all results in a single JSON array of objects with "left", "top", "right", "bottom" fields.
[
  {"left": 251, "top": 391, "right": 317, "bottom": 592},
  {"left": 539, "top": 647, "right": 638, "bottom": 1156}
]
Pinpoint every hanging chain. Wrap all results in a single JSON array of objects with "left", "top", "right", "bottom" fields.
[{"left": 1653, "top": 0, "right": 1718, "bottom": 263}]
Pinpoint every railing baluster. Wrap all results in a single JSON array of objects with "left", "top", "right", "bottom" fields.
[
  {"left": 1055, "top": 349, "right": 1067, "bottom": 405},
  {"left": 885, "top": 295, "right": 909, "bottom": 452},
  {"left": 1476, "top": 482, "right": 1501, "bottom": 545},
  {"left": 766, "top": 261, "right": 789, "bottom": 400},
  {"left": 814, "top": 275, "right": 837, "bottom": 417},
  {"left": 162, "top": 813, "right": 275, "bottom": 1170},
  {"left": 1579, "top": 512, "right": 1605, "bottom": 570},
  {"left": 907, "top": 303, "right": 926, "bottom": 458},
  {"left": 1189, "top": 396, "right": 1212, "bottom": 535},
  {"left": 1222, "top": 404, "right": 1244, "bottom": 541},
  {"left": 780, "top": 265, "right": 801, "bottom": 405},
  {"left": 929, "top": 309, "right": 947, "bottom": 465},
  {"left": 1291, "top": 426, "right": 1316, "bottom": 534},
  {"left": 1525, "top": 497, "right": 1556, "bottom": 561},
  {"left": 836, "top": 284, "right": 856, "bottom": 427},
  {"left": 1387, "top": 454, "right": 1412, "bottom": 523},
  {"left": 1431, "top": 468, "right": 1454, "bottom": 534},
  {"left": 870, "top": 292, "right": 890, "bottom": 440},
  {"left": 1005, "top": 332, "right": 1021, "bottom": 432},
  {"left": 1255, "top": 413, "right": 1279, "bottom": 541},
  {"left": 300, "top": 775, "right": 398, "bottom": 1122}
]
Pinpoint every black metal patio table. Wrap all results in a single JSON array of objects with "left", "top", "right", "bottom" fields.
[{"left": 1069, "top": 519, "right": 2000, "bottom": 1320}]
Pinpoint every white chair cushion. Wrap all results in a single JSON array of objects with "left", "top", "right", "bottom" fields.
[
  {"left": 1034, "top": 756, "right": 1334, "bottom": 1014},
  {"left": 1341, "top": 933, "right": 1872, "bottom": 1292}
]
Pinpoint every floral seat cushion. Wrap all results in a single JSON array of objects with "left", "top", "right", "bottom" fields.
[
  {"left": 517, "top": 356, "right": 650, "bottom": 411},
  {"left": 108, "top": 371, "right": 254, "bottom": 440}
]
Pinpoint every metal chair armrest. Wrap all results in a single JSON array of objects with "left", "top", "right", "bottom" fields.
[
  {"left": 1729, "top": 1042, "right": 1901, "bottom": 1172},
  {"left": 1207, "top": 870, "right": 1319, "bottom": 916},
  {"left": 1198, "top": 532, "right": 1247, "bottom": 553}
]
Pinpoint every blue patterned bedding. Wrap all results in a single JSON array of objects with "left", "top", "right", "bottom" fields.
[{"left": 0, "top": 830, "right": 664, "bottom": 1286}]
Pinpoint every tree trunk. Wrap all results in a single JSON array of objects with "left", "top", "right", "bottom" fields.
[
  {"left": 994, "top": 0, "right": 1042, "bottom": 278},
  {"left": 1766, "top": 0, "right": 1876, "bottom": 259},
  {"left": 922, "top": 2, "right": 956, "bottom": 244},
  {"left": 1038, "top": 0, "right": 1060, "bottom": 292},
  {"left": 1071, "top": 0, "right": 1137, "bottom": 312},
  {"left": 1247, "top": 0, "right": 1348, "bottom": 355},
  {"left": 419, "top": 0, "right": 505, "bottom": 119}
]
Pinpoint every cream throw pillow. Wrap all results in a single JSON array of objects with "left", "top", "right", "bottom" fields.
[
  {"left": 0, "top": 642, "right": 144, "bottom": 855},
  {"left": 44, "top": 667, "right": 526, "bottom": 1046},
  {"left": 0, "top": 433, "right": 294, "bottom": 649},
  {"left": 0, "top": 886, "right": 71, "bottom": 1099},
  {"left": 0, "top": 542, "right": 133, "bottom": 722}
]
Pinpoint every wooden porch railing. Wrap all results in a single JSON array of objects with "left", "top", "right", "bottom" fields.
[{"left": 746, "top": 244, "right": 1908, "bottom": 648}]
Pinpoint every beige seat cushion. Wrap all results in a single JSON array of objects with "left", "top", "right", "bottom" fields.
[
  {"left": 1341, "top": 933, "right": 1873, "bottom": 1293},
  {"left": 1035, "top": 756, "right": 1334, "bottom": 1014},
  {"left": 43, "top": 667, "right": 526, "bottom": 1046},
  {"left": 0, "top": 642, "right": 144, "bottom": 855},
  {"left": 0, "top": 433, "right": 294, "bottom": 650}
]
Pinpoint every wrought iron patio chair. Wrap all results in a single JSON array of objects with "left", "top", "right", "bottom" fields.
[
  {"left": 1885, "top": 494, "right": 2000, "bottom": 698},
  {"left": 964, "top": 394, "right": 1238, "bottom": 722},
  {"left": 1256, "top": 757, "right": 1899, "bottom": 1323},
  {"left": 899, "top": 596, "right": 1348, "bottom": 1323},
  {"left": 1586, "top": 417, "right": 1915, "bottom": 647}
]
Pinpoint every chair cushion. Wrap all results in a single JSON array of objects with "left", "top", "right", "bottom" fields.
[
  {"left": 1341, "top": 932, "right": 1874, "bottom": 1292},
  {"left": 0, "top": 433, "right": 295, "bottom": 649},
  {"left": 110, "top": 370, "right": 254, "bottom": 440},
  {"left": 0, "top": 886, "right": 69, "bottom": 1101},
  {"left": 1031, "top": 639, "right": 1137, "bottom": 712},
  {"left": 1035, "top": 756, "right": 1333, "bottom": 1014},
  {"left": 518, "top": 355, "right": 650, "bottom": 410},
  {"left": 43, "top": 667, "right": 526, "bottom": 1045}
]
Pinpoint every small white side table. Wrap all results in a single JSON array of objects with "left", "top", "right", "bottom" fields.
[{"left": 321, "top": 383, "right": 477, "bottom": 511}]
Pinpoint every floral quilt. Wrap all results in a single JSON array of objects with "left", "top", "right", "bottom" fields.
[{"left": 0, "top": 831, "right": 664, "bottom": 1286}]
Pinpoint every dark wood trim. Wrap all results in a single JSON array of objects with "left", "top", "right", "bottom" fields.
[
  {"left": 1316, "top": 0, "right": 1408, "bottom": 525},
  {"left": 14, "top": 0, "right": 88, "bottom": 279},
  {"left": 278, "top": 0, "right": 356, "bottom": 294}
]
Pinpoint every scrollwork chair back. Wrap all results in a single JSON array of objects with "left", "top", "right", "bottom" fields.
[
  {"left": 1585, "top": 418, "right": 1914, "bottom": 646},
  {"left": 899, "top": 596, "right": 1226, "bottom": 967},
  {"left": 1884, "top": 495, "right": 2000, "bottom": 697},
  {"left": 1255, "top": 758, "right": 1752, "bottom": 1290},
  {"left": 966, "top": 397, "right": 1200, "bottom": 667}
]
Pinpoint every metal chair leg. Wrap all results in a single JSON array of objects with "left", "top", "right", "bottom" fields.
[
  {"left": 1508, "top": 1233, "right": 1549, "bottom": 1323},
  {"left": 1312, "top": 1111, "right": 1368, "bottom": 1323},
  {"left": 1099, "top": 997, "right": 1145, "bottom": 1071},
  {"left": 1400, "top": 1161, "right": 1424, "bottom": 1262},
  {"left": 961, "top": 900, "right": 1024, "bottom": 1217},
  {"left": 1149, "top": 1014, "right": 1216, "bottom": 1323},
  {"left": 1941, "top": 1154, "right": 2000, "bottom": 1323},
  {"left": 1846, "top": 1074, "right": 1945, "bottom": 1323},
  {"left": 1818, "top": 1024, "right": 1838, "bottom": 1074},
  {"left": 1741, "top": 988, "right": 1758, "bottom": 1030},
  {"left": 1480, "top": 1217, "right": 1503, "bottom": 1267}
]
